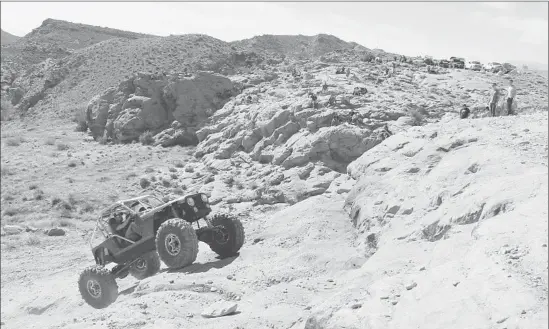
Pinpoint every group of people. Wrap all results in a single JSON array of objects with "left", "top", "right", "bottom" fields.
[{"left": 460, "top": 79, "right": 517, "bottom": 119}]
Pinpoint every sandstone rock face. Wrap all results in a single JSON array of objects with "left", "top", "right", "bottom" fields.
[{"left": 84, "top": 71, "right": 237, "bottom": 143}]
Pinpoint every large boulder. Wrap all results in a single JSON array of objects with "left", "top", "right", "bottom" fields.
[
  {"left": 85, "top": 71, "right": 238, "bottom": 143},
  {"left": 164, "top": 71, "right": 235, "bottom": 126}
]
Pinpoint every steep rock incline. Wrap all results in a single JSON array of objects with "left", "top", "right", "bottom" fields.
[{"left": 302, "top": 112, "right": 548, "bottom": 329}]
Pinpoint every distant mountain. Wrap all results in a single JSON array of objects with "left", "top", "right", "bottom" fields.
[
  {"left": 1, "top": 18, "right": 154, "bottom": 71},
  {"left": 505, "top": 60, "right": 548, "bottom": 71},
  {"left": 1, "top": 29, "right": 20, "bottom": 45}
]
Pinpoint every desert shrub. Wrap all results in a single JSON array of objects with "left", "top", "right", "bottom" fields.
[
  {"left": 408, "top": 109, "right": 424, "bottom": 125},
  {"left": 139, "top": 131, "right": 155, "bottom": 145},
  {"left": 1, "top": 99, "right": 14, "bottom": 121},
  {"left": 169, "top": 167, "right": 177, "bottom": 173},
  {"left": 185, "top": 165, "right": 194, "bottom": 173},
  {"left": 56, "top": 142, "right": 70, "bottom": 151},
  {"left": 45, "top": 136, "right": 56, "bottom": 145},
  {"left": 139, "top": 177, "right": 151, "bottom": 188},
  {"left": 3, "top": 207, "right": 19, "bottom": 216},
  {"left": 68, "top": 160, "right": 78, "bottom": 167},
  {"left": 98, "top": 136, "right": 108, "bottom": 145},
  {"left": 174, "top": 161, "right": 184, "bottom": 168},
  {"left": 224, "top": 176, "right": 235, "bottom": 187},
  {"left": 72, "top": 103, "right": 88, "bottom": 129},
  {"left": 161, "top": 178, "right": 171, "bottom": 187},
  {"left": 33, "top": 189, "right": 45, "bottom": 200},
  {"left": 0, "top": 166, "right": 14, "bottom": 177},
  {"left": 170, "top": 173, "right": 178, "bottom": 180},
  {"left": 24, "top": 235, "right": 41, "bottom": 246},
  {"left": 5, "top": 137, "right": 24, "bottom": 146},
  {"left": 75, "top": 121, "right": 88, "bottom": 132}
]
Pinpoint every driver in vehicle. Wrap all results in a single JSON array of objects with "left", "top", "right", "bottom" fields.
[{"left": 109, "top": 210, "right": 144, "bottom": 242}]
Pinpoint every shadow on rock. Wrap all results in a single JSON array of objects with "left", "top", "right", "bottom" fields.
[{"left": 165, "top": 254, "right": 239, "bottom": 274}]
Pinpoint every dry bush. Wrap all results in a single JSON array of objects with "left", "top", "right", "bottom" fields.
[
  {"left": 24, "top": 235, "right": 41, "bottom": 247},
  {"left": 1, "top": 166, "right": 15, "bottom": 177},
  {"left": 68, "top": 160, "right": 78, "bottom": 167},
  {"left": 408, "top": 109, "right": 424, "bottom": 126},
  {"left": 139, "top": 177, "right": 151, "bottom": 188},
  {"left": 5, "top": 136, "right": 24, "bottom": 147},
  {"left": 139, "top": 131, "right": 155, "bottom": 145},
  {"left": 174, "top": 161, "right": 184, "bottom": 168},
  {"left": 98, "top": 136, "right": 108, "bottom": 145},
  {"left": 56, "top": 142, "right": 70, "bottom": 151},
  {"left": 45, "top": 136, "right": 56, "bottom": 145}
]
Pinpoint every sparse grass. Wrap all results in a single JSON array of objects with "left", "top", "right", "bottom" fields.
[
  {"left": 57, "top": 142, "right": 70, "bottom": 151},
  {"left": 139, "top": 131, "right": 155, "bottom": 145}
]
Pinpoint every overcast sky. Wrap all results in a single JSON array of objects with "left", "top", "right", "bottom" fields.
[{"left": 1, "top": 2, "right": 547, "bottom": 65}]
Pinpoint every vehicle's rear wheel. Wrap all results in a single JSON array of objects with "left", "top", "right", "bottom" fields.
[
  {"left": 129, "top": 251, "right": 161, "bottom": 280},
  {"left": 78, "top": 265, "right": 118, "bottom": 309},
  {"left": 208, "top": 213, "right": 245, "bottom": 258},
  {"left": 156, "top": 218, "right": 198, "bottom": 269}
]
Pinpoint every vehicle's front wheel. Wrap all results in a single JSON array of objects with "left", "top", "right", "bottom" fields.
[
  {"left": 78, "top": 265, "right": 118, "bottom": 309},
  {"left": 129, "top": 251, "right": 161, "bottom": 280},
  {"left": 156, "top": 218, "right": 198, "bottom": 269},
  {"left": 208, "top": 213, "right": 245, "bottom": 258}
]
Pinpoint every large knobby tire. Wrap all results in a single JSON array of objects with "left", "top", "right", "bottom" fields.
[
  {"left": 129, "top": 251, "right": 161, "bottom": 280},
  {"left": 209, "top": 213, "right": 245, "bottom": 258},
  {"left": 78, "top": 265, "right": 118, "bottom": 309},
  {"left": 155, "top": 218, "right": 198, "bottom": 269}
]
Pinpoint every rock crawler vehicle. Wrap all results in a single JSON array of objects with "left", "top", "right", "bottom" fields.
[{"left": 78, "top": 194, "right": 245, "bottom": 309}]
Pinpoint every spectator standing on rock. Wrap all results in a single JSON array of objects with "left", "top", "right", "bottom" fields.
[
  {"left": 506, "top": 79, "right": 517, "bottom": 115},
  {"left": 346, "top": 68, "right": 351, "bottom": 78},
  {"left": 489, "top": 83, "right": 500, "bottom": 117}
]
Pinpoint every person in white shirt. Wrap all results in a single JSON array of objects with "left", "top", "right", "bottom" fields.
[{"left": 506, "top": 79, "right": 517, "bottom": 115}]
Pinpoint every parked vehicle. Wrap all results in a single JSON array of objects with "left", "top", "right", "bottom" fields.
[
  {"left": 466, "top": 61, "right": 482, "bottom": 71},
  {"left": 449, "top": 57, "right": 465, "bottom": 69},
  {"left": 438, "top": 60, "right": 450, "bottom": 68},
  {"left": 484, "top": 62, "right": 501, "bottom": 71}
]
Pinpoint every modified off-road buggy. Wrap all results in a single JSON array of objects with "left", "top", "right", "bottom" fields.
[{"left": 78, "top": 193, "right": 245, "bottom": 309}]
